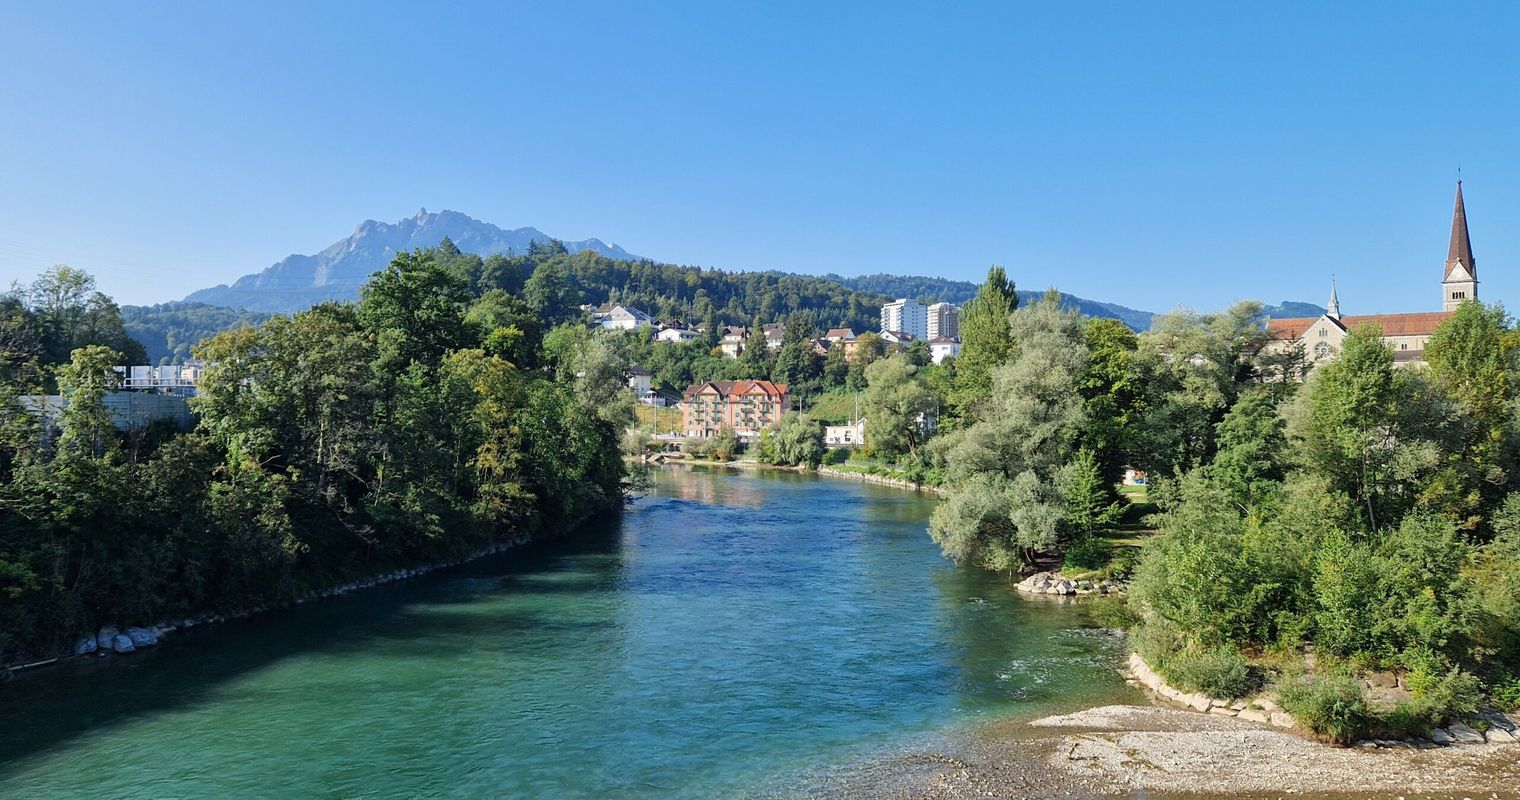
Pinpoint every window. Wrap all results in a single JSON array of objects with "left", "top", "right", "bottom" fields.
[
  {"left": 1318, "top": 329, "right": 1328, "bottom": 337},
  {"left": 1314, "top": 342, "right": 1333, "bottom": 360},
  {"left": 1400, "top": 343, "right": 1408, "bottom": 350},
  {"left": 1452, "top": 291, "right": 1467, "bottom": 300}
]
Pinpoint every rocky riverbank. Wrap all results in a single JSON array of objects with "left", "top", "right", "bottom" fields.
[
  {"left": 1014, "top": 571, "right": 1125, "bottom": 597},
  {"left": 815, "top": 466, "right": 948, "bottom": 496}
]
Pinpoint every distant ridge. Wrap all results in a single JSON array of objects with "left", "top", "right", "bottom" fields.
[{"left": 184, "top": 209, "right": 642, "bottom": 312}]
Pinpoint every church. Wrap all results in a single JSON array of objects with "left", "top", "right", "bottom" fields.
[{"left": 1266, "top": 181, "right": 1479, "bottom": 367}]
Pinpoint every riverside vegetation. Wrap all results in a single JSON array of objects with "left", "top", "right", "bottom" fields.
[
  {"left": 0, "top": 254, "right": 632, "bottom": 663},
  {"left": 913, "top": 268, "right": 1520, "bottom": 745}
]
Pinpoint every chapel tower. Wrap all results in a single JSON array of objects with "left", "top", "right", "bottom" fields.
[{"left": 1443, "top": 180, "right": 1478, "bottom": 311}]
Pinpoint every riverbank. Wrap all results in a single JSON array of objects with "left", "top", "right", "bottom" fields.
[{"left": 820, "top": 703, "right": 1520, "bottom": 799}]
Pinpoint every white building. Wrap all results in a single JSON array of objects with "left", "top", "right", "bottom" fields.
[
  {"left": 879, "top": 330, "right": 915, "bottom": 345},
  {"left": 656, "top": 327, "right": 700, "bottom": 343},
  {"left": 927, "top": 336, "right": 961, "bottom": 364},
  {"left": 927, "top": 302, "right": 960, "bottom": 340},
  {"left": 590, "top": 303, "right": 652, "bottom": 330},
  {"left": 824, "top": 418, "right": 866, "bottom": 447},
  {"left": 761, "top": 323, "right": 785, "bottom": 350},
  {"left": 880, "top": 298, "right": 928, "bottom": 340}
]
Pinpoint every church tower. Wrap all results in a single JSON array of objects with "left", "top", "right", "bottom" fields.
[
  {"left": 1327, "top": 278, "right": 1340, "bottom": 319},
  {"left": 1443, "top": 180, "right": 1478, "bottom": 311}
]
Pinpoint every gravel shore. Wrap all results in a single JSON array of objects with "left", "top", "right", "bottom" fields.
[{"left": 799, "top": 704, "right": 1520, "bottom": 800}]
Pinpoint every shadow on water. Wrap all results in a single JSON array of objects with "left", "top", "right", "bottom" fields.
[{"left": 0, "top": 514, "right": 626, "bottom": 770}]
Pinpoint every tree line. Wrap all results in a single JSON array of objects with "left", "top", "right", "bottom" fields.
[{"left": 0, "top": 250, "right": 633, "bottom": 661}]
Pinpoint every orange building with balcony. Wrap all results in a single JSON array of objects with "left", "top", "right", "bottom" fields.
[{"left": 680, "top": 380, "right": 790, "bottom": 441}]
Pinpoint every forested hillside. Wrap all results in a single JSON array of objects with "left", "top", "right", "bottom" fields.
[{"left": 121, "top": 302, "right": 273, "bottom": 363}]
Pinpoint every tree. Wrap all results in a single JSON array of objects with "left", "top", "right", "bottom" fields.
[
  {"left": 861, "top": 354, "right": 935, "bottom": 461},
  {"left": 1079, "top": 317, "right": 1140, "bottom": 482},
  {"left": 770, "top": 412, "right": 825, "bottom": 468},
  {"left": 1206, "top": 388, "right": 1288, "bottom": 510},
  {"left": 358, "top": 249, "right": 474, "bottom": 371},
  {"left": 522, "top": 258, "right": 582, "bottom": 327},
  {"left": 948, "top": 266, "right": 1017, "bottom": 417},
  {"left": 1058, "top": 448, "right": 1123, "bottom": 540}
]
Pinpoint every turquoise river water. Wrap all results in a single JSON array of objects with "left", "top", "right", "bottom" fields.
[{"left": 0, "top": 467, "right": 1138, "bottom": 798}]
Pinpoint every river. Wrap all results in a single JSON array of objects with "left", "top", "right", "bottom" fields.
[{"left": 0, "top": 466, "right": 1138, "bottom": 799}]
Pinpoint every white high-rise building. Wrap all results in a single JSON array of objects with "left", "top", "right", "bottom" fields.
[
  {"left": 927, "top": 302, "right": 960, "bottom": 340},
  {"left": 880, "top": 298, "right": 928, "bottom": 340}
]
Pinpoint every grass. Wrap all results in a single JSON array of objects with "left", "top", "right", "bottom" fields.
[
  {"left": 797, "top": 388, "right": 858, "bottom": 424},
  {"left": 633, "top": 404, "right": 683, "bottom": 435}
]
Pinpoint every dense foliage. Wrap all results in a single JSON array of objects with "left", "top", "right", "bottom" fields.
[{"left": 0, "top": 253, "right": 630, "bottom": 660}]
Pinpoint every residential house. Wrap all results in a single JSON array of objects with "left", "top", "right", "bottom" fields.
[
  {"left": 824, "top": 418, "right": 866, "bottom": 448},
  {"left": 879, "top": 330, "right": 915, "bottom": 345},
  {"left": 656, "top": 326, "right": 700, "bottom": 343},
  {"left": 927, "top": 336, "right": 961, "bottom": 364},
  {"left": 761, "top": 323, "right": 785, "bottom": 350},
  {"left": 680, "top": 380, "right": 790, "bottom": 441},
  {"left": 590, "top": 302, "right": 653, "bottom": 330},
  {"left": 719, "top": 326, "right": 750, "bottom": 359}
]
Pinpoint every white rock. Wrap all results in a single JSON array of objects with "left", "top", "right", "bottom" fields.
[
  {"left": 97, "top": 626, "right": 119, "bottom": 647},
  {"left": 126, "top": 627, "right": 158, "bottom": 647},
  {"left": 72, "top": 635, "right": 98, "bottom": 655},
  {"left": 1484, "top": 726, "right": 1517, "bottom": 744},
  {"left": 1236, "top": 708, "right": 1271, "bottom": 724},
  {"left": 111, "top": 633, "right": 136, "bottom": 653},
  {"left": 1270, "top": 711, "right": 1296, "bottom": 729}
]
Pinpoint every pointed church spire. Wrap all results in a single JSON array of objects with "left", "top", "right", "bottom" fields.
[
  {"left": 1446, "top": 180, "right": 1476, "bottom": 280},
  {"left": 1327, "top": 277, "right": 1340, "bottom": 319}
]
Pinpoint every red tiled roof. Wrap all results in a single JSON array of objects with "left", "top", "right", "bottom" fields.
[
  {"left": 1268, "top": 311, "right": 1453, "bottom": 339},
  {"left": 682, "top": 380, "right": 789, "bottom": 400}
]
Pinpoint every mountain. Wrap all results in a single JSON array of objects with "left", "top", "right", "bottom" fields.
[
  {"left": 183, "top": 209, "right": 643, "bottom": 312},
  {"left": 1261, "top": 301, "right": 1328, "bottom": 319}
]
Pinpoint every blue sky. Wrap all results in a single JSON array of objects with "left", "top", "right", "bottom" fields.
[{"left": 2, "top": 2, "right": 1517, "bottom": 314}]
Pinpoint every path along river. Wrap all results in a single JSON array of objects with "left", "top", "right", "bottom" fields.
[{"left": 0, "top": 466, "right": 1138, "bottom": 799}]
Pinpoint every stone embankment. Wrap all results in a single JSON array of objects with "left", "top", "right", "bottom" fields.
[
  {"left": 1125, "top": 652, "right": 1520, "bottom": 749},
  {"left": 24, "top": 536, "right": 532, "bottom": 673},
  {"left": 815, "top": 466, "right": 948, "bottom": 496},
  {"left": 1015, "top": 571, "right": 1125, "bottom": 596}
]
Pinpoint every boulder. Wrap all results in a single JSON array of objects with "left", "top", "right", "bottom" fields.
[
  {"left": 111, "top": 634, "right": 136, "bottom": 653},
  {"left": 126, "top": 627, "right": 158, "bottom": 647},
  {"left": 1429, "top": 727, "right": 1455, "bottom": 745},
  {"left": 1477, "top": 711, "right": 1517, "bottom": 733},
  {"left": 1445, "top": 722, "right": 1487, "bottom": 744},
  {"left": 1484, "top": 726, "right": 1517, "bottom": 744},
  {"left": 97, "top": 626, "right": 119, "bottom": 647},
  {"left": 72, "top": 635, "right": 98, "bottom": 655},
  {"left": 1269, "top": 712, "right": 1296, "bottom": 729}
]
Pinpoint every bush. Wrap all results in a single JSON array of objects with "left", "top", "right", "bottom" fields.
[
  {"left": 1490, "top": 672, "right": 1520, "bottom": 712},
  {"left": 822, "top": 447, "right": 851, "bottom": 466},
  {"left": 1277, "top": 674, "right": 1369, "bottom": 745},
  {"left": 1166, "top": 644, "right": 1255, "bottom": 700},
  {"left": 1087, "top": 596, "right": 1139, "bottom": 630},
  {"left": 1063, "top": 537, "right": 1112, "bottom": 571}
]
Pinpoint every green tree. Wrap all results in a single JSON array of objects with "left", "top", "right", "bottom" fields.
[
  {"left": 948, "top": 266, "right": 1017, "bottom": 417},
  {"left": 861, "top": 354, "right": 935, "bottom": 461}
]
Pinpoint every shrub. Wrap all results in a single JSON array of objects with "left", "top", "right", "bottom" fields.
[
  {"left": 1087, "top": 595, "right": 1139, "bottom": 630},
  {"left": 1166, "top": 644, "right": 1255, "bottom": 700},
  {"left": 822, "top": 447, "right": 851, "bottom": 466},
  {"left": 1063, "top": 537, "right": 1112, "bottom": 571},
  {"left": 1277, "top": 674, "right": 1369, "bottom": 745},
  {"left": 1490, "top": 672, "right": 1520, "bottom": 712}
]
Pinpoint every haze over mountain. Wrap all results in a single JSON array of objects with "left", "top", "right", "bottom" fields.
[{"left": 184, "top": 209, "right": 642, "bottom": 312}]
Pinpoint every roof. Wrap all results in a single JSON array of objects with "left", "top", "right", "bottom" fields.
[
  {"left": 1446, "top": 180, "right": 1476, "bottom": 280},
  {"left": 1268, "top": 311, "right": 1454, "bottom": 339},
  {"left": 823, "top": 327, "right": 856, "bottom": 340},
  {"left": 927, "top": 336, "right": 960, "bottom": 345},
  {"left": 683, "top": 380, "right": 789, "bottom": 399},
  {"left": 880, "top": 330, "right": 915, "bottom": 341},
  {"left": 629, "top": 365, "right": 651, "bottom": 376}
]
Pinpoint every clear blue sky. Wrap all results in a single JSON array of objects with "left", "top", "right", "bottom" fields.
[{"left": 2, "top": 2, "right": 1517, "bottom": 314}]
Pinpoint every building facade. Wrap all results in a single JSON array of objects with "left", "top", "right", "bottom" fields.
[
  {"left": 880, "top": 298, "right": 928, "bottom": 340},
  {"left": 927, "top": 336, "right": 961, "bottom": 364},
  {"left": 680, "top": 380, "right": 790, "bottom": 440},
  {"left": 1267, "top": 182, "right": 1477, "bottom": 369},
  {"left": 590, "top": 303, "right": 652, "bottom": 330},
  {"left": 927, "top": 302, "right": 960, "bottom": 340},
  {"left": 824, "top": 418, "right": 865, "bottom": 447}
]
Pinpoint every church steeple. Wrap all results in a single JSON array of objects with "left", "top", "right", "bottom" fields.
[
  {"left": 1442, "top": 179, "right": 1478, "bottom": 311},
  {"left": 1327, "top": 278, "right": 1340, "bottom": 319}
]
